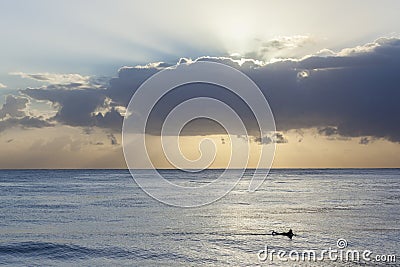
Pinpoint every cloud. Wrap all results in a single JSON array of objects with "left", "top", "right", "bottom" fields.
[
  {"left": 107, "top": 133, "right": 118, "bottom": 145},
  {"left": 0, "top": 95, "right": 53, "bottom": 132},
  {"left": 18, "top": 37, "right": 400, "bottom": 143},
  {"left": 263, "top": 37, "right": 400, "bottom": 142},
  {"left": 261, "top": 35, "right": 313, "bottom": 51},
  {"left": 91, "top": 141, "right": 104, "bottom": 146},
  {"left": 359, "top": 137, "right": 376, "bottom": 145},
  {"left": 19, "top": 67, "right": 152, "bottom": 131},
  {"left": 106, "top": 66, "right": 159, "bottom": 106},
  {"left": 0, "top": 116, "right": 53, "bottom": 133},
  {"left": 10, "top": 72, "right": 91, "bottom": 85},
  {"left": 318, "top": 127, "right": 338, "bottom": 136},
  {"left": 0, "top": 95, "right": 29, "bottom": 119},
  {"left": 245, "top": 35, "right": 318, "bottom": 60},
  {"left": 22, "top": 87, "right": 122, "bottom": 131},
  {"left": 254, "top": 132, "right": 288, "bottom": 144},
  {"left": 23, "top": 88, "right": 104, "bottom": 124},
  {"left": 0, "top": 83, "right": 6, "bottom": 89}
]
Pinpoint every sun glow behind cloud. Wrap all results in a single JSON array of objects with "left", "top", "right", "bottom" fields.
[{"left": 1, "top": 0, "right": 400, "bottom": 75}]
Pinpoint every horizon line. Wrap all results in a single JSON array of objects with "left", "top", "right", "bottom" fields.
[{"left": 0, "top": 167, "right": 399, "bottom": 171}]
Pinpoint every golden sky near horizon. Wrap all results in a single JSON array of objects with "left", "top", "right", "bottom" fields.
[{"left": 1, "top": 126, "right": 399, "bottom": 169}]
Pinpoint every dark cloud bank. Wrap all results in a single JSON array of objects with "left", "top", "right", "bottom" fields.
[
  {"left": 12, "top": 37, "right": 400, "bottom": 143},
  {"left": 0, "top": 95, "right": 52, "bottom": 132}
]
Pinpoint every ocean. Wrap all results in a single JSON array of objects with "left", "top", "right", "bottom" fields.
[{"left": 0, "top": 169, "right": 398, "bottom": 266}]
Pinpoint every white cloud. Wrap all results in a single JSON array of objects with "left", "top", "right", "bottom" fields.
[
  {"left": 263, "top": 35, "right": 314, "bottom": 50},
  {"left": 10, "top": 72, "right": 91, "bottom": 85},
  {"left": 0, "top": 83, "right": 6, "bottom": 89},
  {"left": 243, "top": 35, "right": 321, "bottom": 61}
]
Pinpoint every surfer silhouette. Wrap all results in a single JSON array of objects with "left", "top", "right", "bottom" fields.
[{"left": 271, "top": 229, "right": 294, "bottom": 239}]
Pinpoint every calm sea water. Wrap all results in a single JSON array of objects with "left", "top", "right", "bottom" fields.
[{"left": 0, "top": 169, "right": 399, "bottom": 266}]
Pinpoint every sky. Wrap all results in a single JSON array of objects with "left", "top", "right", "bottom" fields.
[{"left": 0, "top": 0, "right": 400, "bottom": 168}]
